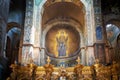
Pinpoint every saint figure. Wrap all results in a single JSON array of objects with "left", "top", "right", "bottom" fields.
[
  {"left": 96, "top": 26, "right": 102, "bottom": 40},
  {"left": 56, "top": 31, "right": 68, "bottom": 57}
]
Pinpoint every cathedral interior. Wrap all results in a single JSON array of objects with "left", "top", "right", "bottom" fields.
[{"left": 0, "top": 0, "right": 120, "bottom": 80}]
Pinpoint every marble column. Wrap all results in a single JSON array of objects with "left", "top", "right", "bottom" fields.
[
  {"left": 21, "top": 0, "right": 35, "bottom": 65},
  {"left": 34, "top": 0, "right": 47, "bottom": 65},
  {"left": 85, "top": 0, "right": 96, "bottom": 66},
  {"left": 33, "top": 0, "right": 45, "bottom": 65},
  {"left": 20, "top": 0, "right": 44, "bottom": 65}
]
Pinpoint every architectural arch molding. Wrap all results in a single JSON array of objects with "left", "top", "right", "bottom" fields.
[
  {"left": 7, "top": 22, "right": 21, "bottom": 32},
  {"left": 37, "top": 0, "right": 87, "bottom": 48},
  {"left": 41, "top": 19, "right": 85, "bottom": 48},
  {"left": 38, "top": 0, "right": 86, "bottom": 17},
  {"left": 105, "top": 19, "right": 120, "bottom": 28},
  {"left": 43, "top": 18, "right": 83, "bottom": 34}
]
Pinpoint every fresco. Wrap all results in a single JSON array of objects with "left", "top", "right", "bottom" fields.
[
  {"left": 46, "top": 24, "right": 80, "bottom": 57},
  {"left": 56, "top": 30, "right": 68, "bottom": 57},
  {"left": 96, "top": 26, "right": 102, "bottom": 40},
  {"left": 106, "top": 24, "right": 120, "bottom": 42}
]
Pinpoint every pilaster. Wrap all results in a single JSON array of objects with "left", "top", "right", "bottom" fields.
[
  {"left": 93, "top": 0, "right": 106, "bottom": 64},
  {"left": 21, "top": 0, "right": 35, "bottom": 65},
  {"left": 85, "top": 0, "right": 96, "bottom": 66},
  {"left": 33, "top": 0, "right": 45, "bottom": 65}
]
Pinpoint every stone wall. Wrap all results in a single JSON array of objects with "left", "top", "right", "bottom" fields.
[
  {"left": 0, "top": 0, "right": 10, "bottom": 56},
  {"left": 0, "top": 0, "right": 10, "bottom": 79}
]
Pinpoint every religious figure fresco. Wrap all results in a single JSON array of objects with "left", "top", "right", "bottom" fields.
[
  {"left": 106, "top": 24, "right": 119, "bottom": 42},
  {"left": 107, "top": 30, "right": 114, "bottom": 40},
  {"left": 96, "top": 26, "right": 102, "bottom": 40},
  {"left": 56, "top": 30, "right": 68, "bottom": 57}
]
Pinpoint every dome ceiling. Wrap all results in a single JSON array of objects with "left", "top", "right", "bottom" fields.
[{"left": 42, "top": 2, "right": 85, "bottom": 27}]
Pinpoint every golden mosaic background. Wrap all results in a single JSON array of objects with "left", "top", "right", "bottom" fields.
[{"left": 46, "top": 24, "right": 80, "bottom": 57}]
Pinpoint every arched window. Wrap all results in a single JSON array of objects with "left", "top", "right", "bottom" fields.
[{"left": 6, "top": 27, "right": 21, "bottom": 64}]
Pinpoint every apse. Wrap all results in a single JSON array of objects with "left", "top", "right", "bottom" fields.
[
  {"left": 45, "top": 24, "right": 80, "bottom": 58},
  {"left": 41, "top": 0, "right": 85, "bottom": 66}
]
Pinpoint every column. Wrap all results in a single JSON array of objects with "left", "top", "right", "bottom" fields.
[
  {"left": 34, "top": 0, "right": 47, "bottom": 65},
  {"left": 20, "top": 0, "right": 35, "bottom": 65},
  {"left": 33, "top": 0, "right": 45, "bottom": 65},
  {"left": 85, "top": 0, "right": 96, "bottom": 66}
]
